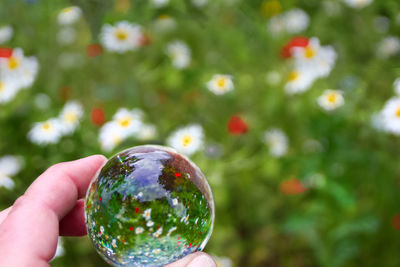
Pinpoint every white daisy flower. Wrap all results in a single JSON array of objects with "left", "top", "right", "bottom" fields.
[
  {"left": 0, "top": 155, "right": 21, "bottom": 190},
  {"left": 28, "top": 118, "right": 63, "bottom": 145},
  {"left": 344, "top": 0, "right": 373, "bottom": 9},
  {"left": 34, "top": 93, "right": 51, "bottom": 110},
  {"left": 0, "top": 176, "right": 15, "bottom": 190},
  {"left": 166, "top": 41, "right": 191, "bottom": 69},
  {"left": 311, "top": 45, "right": 337, "bottom": 78},
  {"left": 153, "top": 248, "right": 161, "bottom": 254},
  {"left": 263, "top": 128, "right": 289, "bottom": 157},
  {"left": 146, "top": 220, "right": 154, "bottom": 227},
  {"left": 284, "top": 69, "right": 317, "bottom": 95},
  {"left": 394, "top": 78, "right": 400, "bottom": 95},
  {"left": 267, "top": 16, "right": 286, "bottom": 35},
  {"left": 167, "top": 124, "right": 204, "bottom": 156},
  {"left": 192, "top": 0, "right": 208, "bottom": 7},
  {"left": 113, "top": 108, "right": 143, "bottom": 136},
  {"left": 137, "top": 124, "right": 157, "bottom": 141},
  {"left": 282, "top": 9, "right": 310, "bottom": 34},
  {"left": 317, "top": 89, "right": 345, "bottom": 111},
  {"left": 267, "top": 9, "right": 309, "bottom": 35},
  {"left": 57, "top": 6, "right": 82, "bottom": 25},
  {"left": 143, "top": 208, "right": 152, "bottom": 220},
  {"left": 291, "top": 38, "right": 337, "bottom": 78},
  {"left": 0, "top": 48, "right": 39, "bottom": 89},
  {"left": 0, "top": 79, "right": 20, "bottom": 104},
  {"left": 57, "top": 27, "right": 76, "bottom": 45},
  {"left": 377, "top": 36, "right": 400, "bottom": 59},
  {"left": 181, "top": 215, "right": 189, "bottom": 224},
  {"left": 0, "top": 25, "right": 13, "bottom": 44},
  {"left": 265, "top": 71, "right": 281, "bottom": 86},
  {"left": 151, "top": 0, "right": 169, "bottom": 8},
  {"left": 291, "top": 37, "right": 320, "bottom": 63},
  {"left": 18, "top": 56, "right": 39, "bottom": 89},
  {"left": 206, "top": 74, "right": 234, "bottom": 95},
  {"left": 0, "top": 155, "right": 21, "bottom": 176},
  {"left": 59, "top": 101, "right": 84, "bottom": 135},
  {"left": 380, "top": 97, "right": 400, "bottom": 135},
  {"left": 101, "top": 21, "right": 143, "bottom": 53},
  {"left": 135, "top": 227, "right": 144, "bottom": 234},
  {"left": 99, "top": 121, "right": 125, "bottom": 152},
  {"left": 154, "top": 15, "right": 176, "bottom": 32},
  {"left": 0, "top": 48, "right": 25, "bottom": 76},
  {"left": 171, "top": 198, "right": 178, "bottom": 206},
  {"left": 167, "top": 226, "right": 177, "bottom": 236},
  {"left": 152, "top": 227, "right": 163, "bottom": 238},
  {"left": 111, "top": 239, "right": 117, "bottom": 248}
]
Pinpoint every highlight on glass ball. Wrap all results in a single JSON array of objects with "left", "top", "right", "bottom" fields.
[{"left": 84, "top": 145, "right": 214, "bottom": 267}]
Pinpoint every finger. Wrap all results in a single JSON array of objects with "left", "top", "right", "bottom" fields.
[
  {"left": 24, "top": 155, "right": 106, "bottom": 219},
  {"left": 0, "top": 155, "right": 106, "bottom": 266},
  {"left": 59, "top": 199, "right": 87, "bottom": 236},
  {"left": 0, "top": 207, "right": 11, "bottom": 225},
  {"left": 166, "top": 252, "right": 217, "bottom": 267}
]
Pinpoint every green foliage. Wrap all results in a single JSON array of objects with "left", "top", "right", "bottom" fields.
[{"left": 1, "top": 0, "right": 400, "bottom": 266}]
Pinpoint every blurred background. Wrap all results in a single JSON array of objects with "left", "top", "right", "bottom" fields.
[{"left": 1, "top": 0, "right": 400, "bottom": 266}]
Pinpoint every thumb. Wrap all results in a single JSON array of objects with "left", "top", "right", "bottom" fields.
[{"left": 166, "top": 252, "right": 217, "bottom": 267}]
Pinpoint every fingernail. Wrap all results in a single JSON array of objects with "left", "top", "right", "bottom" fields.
[{"left": 187, "top": 254, "right": 217, "bottom": 267}]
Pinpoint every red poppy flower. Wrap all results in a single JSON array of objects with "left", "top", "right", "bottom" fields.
[
  {"left": 228, "top": 115, "right": 248, "bottom": 135},
  {"left": 0, "top": 47, "right": 12, "bottom": 58},
  {"left": 91, "top": 108, "right": 105, "bottom": 126},
  {"left": 86, "top": 44, "right": 103, "bottom": 57},
  {"left": 139, "top": 34, "right": 152, "bottom": 46},
  {"left": 392, "top": 214, "right": 400, "bottom": 231},
  {"left": 281, "top": 37, "right": 309, "bottom": 58},
  {"left": 280, "top": 178, "right": 307, "bottom": 195}
]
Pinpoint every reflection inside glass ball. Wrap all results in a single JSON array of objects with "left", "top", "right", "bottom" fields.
[{"left": 85, "top": 145, "right": 214, "bottom": 267}]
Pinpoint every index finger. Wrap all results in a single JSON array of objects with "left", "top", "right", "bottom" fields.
[{"left": 24, "top": 155, "right": 106, "bottom": 219}]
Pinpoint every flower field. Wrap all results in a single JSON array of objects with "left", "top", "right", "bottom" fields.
[{"left": 1, "top": 0, "right": 400, "bottom": 266}]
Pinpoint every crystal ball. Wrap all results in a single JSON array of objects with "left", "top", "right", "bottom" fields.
[{"left": 84, "top": 145, "right": 214, "bottom": 267}]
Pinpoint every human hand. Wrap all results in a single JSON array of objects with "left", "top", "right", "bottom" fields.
[{"left": 0, "top": 156, "right": 216, "bottom": 267}]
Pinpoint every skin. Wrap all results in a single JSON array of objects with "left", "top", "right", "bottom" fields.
[{"left": 0, "top": 155, "right": 216, "bottom": 267}]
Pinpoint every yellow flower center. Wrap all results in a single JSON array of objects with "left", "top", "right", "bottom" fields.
[
  {"left": 327, "top": 93, "right": 337, "bottom": 103},
  {"left": 216, "top": 77, "right": 227, "bottom": 88},
  {"left": 64, "top": 112, "right": 77, "bottom": 123},
  {"left": 158, "top": 14, "right": 171, "bottom": 20},
  {"left": 62, "top": 7, "right": 73, "bottom": 13},
  {"left": 304, "top": 46, "right": 316, "bottom": 59},
  {"left": 181, "top": 135, "right": 193, "bottom": 147},
  {"left": 8, "top": 57, "right": 20, "bottom": 70},
  {"left": 42, "top": 123, "right": 52, "bottom": 131},
  {"left": 396, "top": 108, "right": 400, "bottom": 118},
  {"left": 0, "top": 82, "right": 3, "bottom": 92},
  {"left": 115, "top": 29, "right": 128, "bottom": 41},
  {"left": 261, "top": 0, "right": 282, "bottom": 17},
  {"left": 287, "top": 71, "right": 300, "bottom": 82},
  {"left": 118, "top": 117, "right": 131, "bottom": 127}
]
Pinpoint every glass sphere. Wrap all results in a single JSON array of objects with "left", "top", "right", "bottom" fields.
[{"left": 85, "top": 145, "right": 214, "bottom": 267}]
